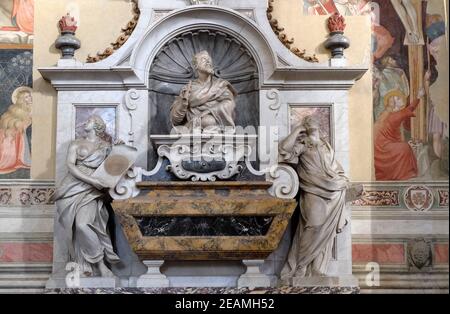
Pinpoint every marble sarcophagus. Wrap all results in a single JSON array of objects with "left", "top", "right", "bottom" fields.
[{"left": 113, "top": 181, "right": 296, "bottom": 261}]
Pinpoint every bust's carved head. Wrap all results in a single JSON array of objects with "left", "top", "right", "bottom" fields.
[{"left": 192, "top": 51, "right": 214, "bottom": 76}]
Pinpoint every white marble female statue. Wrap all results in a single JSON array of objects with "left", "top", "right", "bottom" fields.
[
  {"left": 279, "top": 115, "right": 350, "bottom": 279},
  {"left": 53, "top": 115, "right": 120, "bottom": 277},
  {"left": 170, "top": 50, "right": 237, "bottom": 133}
]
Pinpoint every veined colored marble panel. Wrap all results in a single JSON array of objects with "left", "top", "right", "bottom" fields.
[
  {"left": 352, "top": 243, "right": 406, "bottom": 264},
  {"left": 434, "top": 243, "right": 449, "bottom": 265},
  {"left": 0, "top": 242, "right": 53, "bottom": 263}
]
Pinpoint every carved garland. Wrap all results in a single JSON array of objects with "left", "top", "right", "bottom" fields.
[
  {"left": 86, "top": 0, "right": 141, "bottom": 63},
  {"left": 267, "top": 0, "right": 319, "bottom": 63}
]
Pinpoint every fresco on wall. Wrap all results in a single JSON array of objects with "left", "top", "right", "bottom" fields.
[
  {"left": 302, "top": 0, "right": 449, "bottom": 181},
  {"left": 290, "top": 106, "right": 332, "bottom": 144},
  {"left": 75, "top": 107, "right": 116, "bottom": 142},
  {"left": 0, "top": 50, "right": 32, "bottom": 178},
  {"left": 301, "top": 0, "right": 372, "bottom": 16},
  {"left": 0, "top": 0, "right": 34, "bottom": 45},
  {"left": 0, "top": 1, "right": 33, "bottom": 179}
]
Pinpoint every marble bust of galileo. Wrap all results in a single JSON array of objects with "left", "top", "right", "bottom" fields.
[{"left": 170, "top": 51, "right": 237, "bottom": 133}]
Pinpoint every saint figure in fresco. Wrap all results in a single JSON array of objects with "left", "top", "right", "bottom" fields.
[
  {"left": 53, "top": 115, "right": 120, "bottom": 277},
  {"left": 279, "top": 116, "right": 350, "bottom": 279},
  {"left": 373, "top": 56, "right": 410, "bottom": 121},
  {"left": 333, "top": 0, "right": 372, "bottom": 16},
  {"left": 0, "top": 86, "right": 32, "bottom": 174},
  {"left": 0, "top": 0, "right": 34, "bottom": 34},
  {"left": 424, "top": 14, "right": 448, "bottom": 161},
  {"left": 170, "top": 50, "right": 237, "bottom": 133},
  {"left": 371, "top": 23, "right": 395, "bottom": 61},
  {"left": 391, "top": 0, "right": 424, "bottom": 45},
  {"left": 304, "top": 0, "right": 338, "bottom": 15},
  {"left": 374, "top": 89, "right": 425, "bottom": 181},
  {"left": 304, "top": 0, "right": 371, "bottom": 16}
]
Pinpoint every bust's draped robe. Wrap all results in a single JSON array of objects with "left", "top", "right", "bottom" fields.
[
  {"left": 53, "top": 144, "right": 120, "bottom": 275},
  {"left": 279, "top": 128, "right": 349, "bottom": 278},
  {"left": 170, "top": 77, "right": 236, "bottom": 131}
]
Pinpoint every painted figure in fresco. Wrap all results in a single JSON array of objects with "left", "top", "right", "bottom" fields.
[
  {"left": 0, "top": 0, "right": 34, "bottom": 34},
  {"left": 170, "top": 50, "right": 237, "bottom": 133},
  {"left": 334, "top": 0, "right": 372, "bottom": 16},
  {"left": 391, "top": 0, "right": 424, "bottom": 45},
  {"left": 53, "top": 115, "right": 120, "bottom": 278},
  {"left": 374, "top": 56, "right": 410, "bottom": 121},
  {"left": 374, "top": 88, "right": 425, "bottom": 181},
  {"left": 279, "top": 115, "right": 350, "bottom": 279},
  {"left": 304, "top": 0, "right": 338, "bottom": 15},
  {"left": 303, "top": 0, "right": 371, "bottom": 16},
  {"left": 371, "top": 23, "right": 395, "bottom": 62},
  {"left": 0, "top": 86, "right": 32, "bottom": 174},
  {"left": 424, "top": 14, "right": 448, "bottom": 162}
]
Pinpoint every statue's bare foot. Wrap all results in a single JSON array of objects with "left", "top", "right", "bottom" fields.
[{"left": 97, "top": 262, "right": 114, "bottom": 277}]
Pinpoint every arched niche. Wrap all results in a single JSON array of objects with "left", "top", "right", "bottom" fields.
[{"left": 148, "top": 29, "right": 260, "bottom": 136}]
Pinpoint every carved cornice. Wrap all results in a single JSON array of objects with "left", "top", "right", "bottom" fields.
[
  {"left": 86, "top": 0, "right": 140, "bottom": 63},
  {"left": 266, "top": 0, "right": 319, "bottom": 63}
]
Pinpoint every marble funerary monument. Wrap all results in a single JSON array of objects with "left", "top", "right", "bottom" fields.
[{"left": 39, "top": 0, "right": 367, "bottom": 289}]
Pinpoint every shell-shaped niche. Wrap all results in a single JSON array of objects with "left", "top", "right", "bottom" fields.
[
  {"left": 148, "top": 29, "right": 260, "bottom": 167},
  {"left": 150, "top": 29, "right": 258, "bottom": 90}
]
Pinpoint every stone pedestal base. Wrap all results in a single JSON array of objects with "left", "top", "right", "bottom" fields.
[
  {"left": 238, "top": 260, "right": 275, "bottom": 289},
  {"left": 136, "top": 260, "right": 169, "bottom": 288},
  {"left": 285, "top": 275, "right": 359, "bottom": 287},
  {"left": 329, "top": 57, "right": 347, "bottom": 67}
]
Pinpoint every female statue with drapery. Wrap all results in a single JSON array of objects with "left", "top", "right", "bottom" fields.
[
  {"left": 53, "top": 115, "right": 120, "bottom": 277},
  {"left": 279, "top": 115, "right": 350, "bottom": 279}
]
